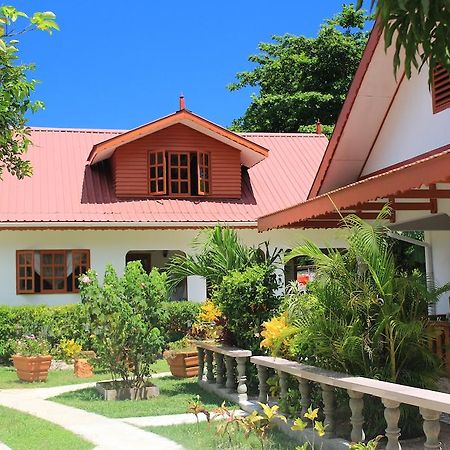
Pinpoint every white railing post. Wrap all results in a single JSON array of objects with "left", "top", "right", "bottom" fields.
[
  {"left": 215, "top": 352, "right": 225, "bottom": 387},
  {"left": 278, "top": 370, "right": 288, "bottom": 401},
  {"left": 236, "top": 356, "right": 248, "bottom": 404},
  {"left": 225, "top": 355, "right": 235, "bottom": 391},
  {"left": 298, "top": 377, "right": 311, "bottom": 418},
  {"left": 257, "top": 365, "right": 268, "bottom": 403},
  {"left": 382, "top": 398, "right": 401, "bottom": 450},
  {"left": 197, "top": 347, "right": 205, "bottom": 383},
  {"left": 348, "top": 389, "right": 365, "bottom": 443},
  {"left": 419, "top": 407, "right": 441, "bottom": 449},
  {"left": 321, "top": 383, "right": 336, "bottom": 437},
  {"left": 205, "top": 349, "right": 215, "bottom": 383}
]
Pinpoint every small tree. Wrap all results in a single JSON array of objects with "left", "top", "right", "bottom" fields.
[{"left": 79, "top": 262, "right": 165, "bottom": 390}]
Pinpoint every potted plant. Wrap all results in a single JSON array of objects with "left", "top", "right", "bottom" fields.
[
  {"left": 163, "top": 337, "right": 199, "bottom": 378},
  {"left": 11, "top": 335, "right": 52, "bottom": 382}
]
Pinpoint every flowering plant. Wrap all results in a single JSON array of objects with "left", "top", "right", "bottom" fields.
[
  {"left": 12, "top": 335, "right": 50, "bottom": 357},
  {"left": 260, "top": 313, "right": 296, "bottom": 356},
  {"left": 190, "top": 300, "right": 223, "bottom": 341}
]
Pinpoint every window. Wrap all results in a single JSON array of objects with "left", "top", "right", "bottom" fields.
[
  {"left": 148, "top": 150, "right": 211, "bottom": 196},
  {"left": 16, "top": 250, "right": 90, "bottom": 295},
  {"left": 432, "top": 65, "right": 450, "bottom": 113}
]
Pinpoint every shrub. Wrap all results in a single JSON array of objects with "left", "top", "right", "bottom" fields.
[
  {"left": 11, "top": 335, "right": 50, "bottom": 357},
  {"left": 158, "top": 301, "right": 200, "bottom": 343},
  {"left": 212, "top": 264, "right": 281, "bottom": 353},
  {"left": 80, "top": 262, "right": 165, "bottom": 389},
  {"left": 0, "top": 304, "right": 90, "bottom": 364}
]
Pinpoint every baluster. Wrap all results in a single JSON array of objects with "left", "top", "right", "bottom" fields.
[
  {"left": 215, "top": 353, "right": 225, "bottom": 387},
  {"left": 257, "top": 365, "right": 268, "bottom": 403},
  {"left": 205, "top": 349, "right": 215, "bottom": 383},
  {"left": 321, "top": 383, "right": 336, "bottom": 438},
  {"left": 420, "top": 407, "right": 441, "bottom": 450},
  {"left": 298, "top": 377, "right": 311, "bottom": 418},
  {"left": 348, "top": 390, "right": 365, "bottom": 443},
  {"left": 382, "top": 399, "right": 401, "bottom": 450},
  {"left": 225, "top": 356, "right": 235, "bottom": 391},
  {"left": 197, "top": 347, "right": 205, "bottom": 383},
  {"left": 278, "top": 370, "right": 288, "bottom": 402},
  {"left": 236, "top": 357, "right": 248, "bottom": 405}
]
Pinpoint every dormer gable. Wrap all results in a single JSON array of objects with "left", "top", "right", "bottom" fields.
[{"left": 88, "top": 107, "right": 269, "bottom": 199}]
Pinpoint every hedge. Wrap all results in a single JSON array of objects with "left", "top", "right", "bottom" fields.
[{"left": 0, "top": 301, "right": 200, "bottom": 364}]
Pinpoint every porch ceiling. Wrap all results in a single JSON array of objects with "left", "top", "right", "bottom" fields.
[{"left": 390, "top": 214, "right": 450, "bottom": 231}]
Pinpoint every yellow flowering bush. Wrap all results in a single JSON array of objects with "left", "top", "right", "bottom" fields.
[
  {"left": 190, "top": 300, "right": 223, "bottom": 341},
  {"left": 260, "top": 312, "right": 296, "bottom": 356}
]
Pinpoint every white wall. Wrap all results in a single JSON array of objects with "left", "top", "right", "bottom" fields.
[
  {"left": 361, "top": 68, "right": 450, "bottom": 176},
  {"left": 0, "top": 227, "right": 346, "bottom": 306}
]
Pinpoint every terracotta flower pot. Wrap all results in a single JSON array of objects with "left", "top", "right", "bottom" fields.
[
  {"left": 12, "top": 355, "right": 52, "bottom": 382},
  {"left": 74, "top": 350, "right": 95, "bottom": 378},
  {"left": 166, "top": 351, "right": 199, "bottom": 378}
]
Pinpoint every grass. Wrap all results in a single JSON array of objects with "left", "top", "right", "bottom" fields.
[
  {"left": 146, "top": 421, "right": 298, "bottom": 450},
  {"left": 51, "top": 375, "right": 234, "bottom": 418},
  {"left": 0, "top": 358, "right": 169, "bottom": 390},
  {"left": 0, "top": 405, "right": 93, "bottom": 450}
]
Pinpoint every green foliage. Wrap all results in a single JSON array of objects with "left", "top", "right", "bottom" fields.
[
  {"left": 0, "top": 304, "right": 90, "bottom": 363},
  {"left": 167, "top": 225, "right": 280, "bottom": 292},
  {"left": 284, "top": 206, "right": 449, "bottom": 437},
  {"left": 158, "top": 301, "right": 200, "bottom": 343},
  {"left": 10, "top": 334, "right": 50, "bottom": 356},
  {"left": 357, "top": 0, "right": 450, "bottom": 80},
  {"left": 212, "top": 264, "right": 281, "bottom": 352},
  {"left": 80, "top": 262, "right": 165, "bottom": 389},
  {"left": 298, "top": 123, "right": 334, "bottom": 139},
  {"left": 52, "top": 338, "right": 82, "bottom": 363},
  {"left": 0, "top": 5, "right": 58, "bottom": 179},
  {"left": 229, "top": 4, "right": 369, "bottom": 132}
]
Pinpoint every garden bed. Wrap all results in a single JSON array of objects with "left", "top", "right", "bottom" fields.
[
  {"left": 96, "top": 380, "right": 159, "bottom": 400},
  {"left": 0, "top": 405, "right": 93, "bottom": 450},
  {"left": 50, "top": 375, "right": 234, "bottom": 418}
]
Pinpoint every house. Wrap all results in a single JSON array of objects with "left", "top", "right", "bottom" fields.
[
  {"left": 0, "top": 98, "right": 346, "bottom": 306},
  {"left": 258, "top": 24, "right": 450, "bottom": 317}
]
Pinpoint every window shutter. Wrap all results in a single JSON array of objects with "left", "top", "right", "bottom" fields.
[
  {"left": 432, "top": 65, "right": 450, "bottom": 113},
  {"left": 72, "top": 250, "right": 90, "bottom": 292},
  {"left": 149, "top": 151, "right": 167, "bottom": 195},
  {"left": 197, "top": 152, "right": 210, "bottom": 195},
  {"left": 16, "top": 250, "right": 35, "bottom": 294}
]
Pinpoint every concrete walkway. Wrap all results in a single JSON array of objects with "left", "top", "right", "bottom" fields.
[{"left": 0, "top": 381, "right": 182, "bottom": 450}]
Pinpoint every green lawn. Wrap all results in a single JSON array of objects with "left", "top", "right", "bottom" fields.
[
  {"left": 146, "top": 421, "right": 298, "bottom": 450},
  {"left": 51, "top": 375, "right": 234, "bottom": 418},
  {"left": 0, "top": 405, "right": 93, "bottom": 450},
  {"left": 0, "top": 359, "right": 169, "bottom": 390}
]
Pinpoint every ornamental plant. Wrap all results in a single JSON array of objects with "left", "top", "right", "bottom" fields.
[
  {"left": 260, "top": 312, "right": 296, "bottom": 357},
  {"left": 52, "top": 338, "right": 82, "bottom": 363},
  {"left": 11, "top": 335, "right": 50, "bottom": 357},
  {"left": 79, "top": 262, "right": 165, "bottom": 389},
  {"left": 190, "top": 300, "right": 223, "bottom": 341}
]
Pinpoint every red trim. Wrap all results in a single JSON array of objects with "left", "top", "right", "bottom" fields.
[
  {"left": 360, "top": 144, "right": 450, "bottom": 180},
  {"left": 259, "top": 146, "right": 450, "bottom": 231},
  {"left": 308, "top": 22, "right": 383, "bottom": 199},
  {"left": 16, "top": 250, "right": 35, "bottom": 294}
]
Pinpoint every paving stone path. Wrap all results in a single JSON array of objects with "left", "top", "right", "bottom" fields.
[{"left": 0, "top": 375, "right": 183, "bottom": 450}]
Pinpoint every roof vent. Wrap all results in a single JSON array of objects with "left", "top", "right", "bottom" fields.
[
  {"left": 315, "top": 119, "right": 322, "bottom": 135},
  {"left": 179, "top": 94, "right": 186, "bottom": 111},
  {"left": 432, "top": 65, "right": 450, "bottom": 114}
]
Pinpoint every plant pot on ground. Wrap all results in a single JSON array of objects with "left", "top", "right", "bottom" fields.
[
  {"left": 95, "top": 380, "right": 160, "bottom": 400},
  {"left": 163, "top": 337, "right": 199, "bottom": 378},
  {"left": 10, "top": 335, "right": 52, "bottom": 382},
  {"left": 74, "top": 351, "right": 96, "bottom": 378}
]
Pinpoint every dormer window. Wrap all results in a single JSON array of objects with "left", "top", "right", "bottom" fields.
[{"left": 149, "top": 150, "right": 210, "bottom": 196}]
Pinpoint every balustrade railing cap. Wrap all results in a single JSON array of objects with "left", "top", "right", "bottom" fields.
[
  {"left": 192, "top": 340, "right": 252, "bottom": 358},
  {"left": 251, "top": 355, "right": 450, "bottom": 414}
]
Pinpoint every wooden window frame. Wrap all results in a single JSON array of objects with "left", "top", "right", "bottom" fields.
[
  {"left": 16, "top": 250, "right": 35, "bottom": 294},
  {"left": 72, "top": 250, "right": 90, "bottom": 292},
  {"left": 148, "top": 150, "right": 167, "bottom": 195},
  {"left": 432, "top": 65, "right": 450, "bottom": 114},
  {"left": 40, "top": 250, "right": 67, "bottom": 294},
  {"left": 168, "top": 151, "right": 191, "bottom": 196},
  {"left": 197, "top": 151, "right": 211, "bottom": 195}
]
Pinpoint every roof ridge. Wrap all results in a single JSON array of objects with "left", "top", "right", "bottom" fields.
[
  {"left": 30, "top": 127, "right": 127, "bottom": 134},
  {"left": 239, "top": 132, "right": 326, "bottom": 137}
]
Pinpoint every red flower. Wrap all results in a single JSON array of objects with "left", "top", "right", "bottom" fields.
[{"left": 297, "top": 274, "right": 310, "bottom": 286}]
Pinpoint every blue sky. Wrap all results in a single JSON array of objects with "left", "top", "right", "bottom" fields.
[{"left": 13, "top": 1, "right": 364, "bottom": 130}]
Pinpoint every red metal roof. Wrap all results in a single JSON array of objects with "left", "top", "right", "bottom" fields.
[{"left": 0, "top": 128, "right": 327, "bottom": 225}]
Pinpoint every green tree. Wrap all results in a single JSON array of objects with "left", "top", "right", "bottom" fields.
[
  {"left": 357, "top": 0, "right": 450, "bottom": 80},
  {"left": 0, "top": 5, "right": 58, "bottom": 179},
  {"left": 228, "top": 4, "right": 369, "bottom": 133}
]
